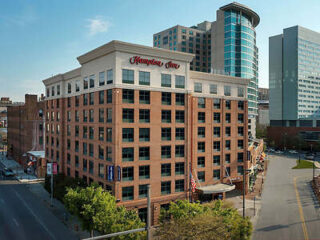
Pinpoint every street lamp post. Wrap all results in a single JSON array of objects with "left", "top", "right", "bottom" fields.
[{"left": 243, "top": 168, "right": 251, "bottom": 218}]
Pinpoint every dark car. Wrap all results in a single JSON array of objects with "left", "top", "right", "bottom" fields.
[{"left": 0, "top": 168, "right": 15, "bottom": 177}]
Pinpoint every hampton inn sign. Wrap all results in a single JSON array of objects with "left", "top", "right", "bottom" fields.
[{"left": 129, "top": 56, "right": 180, "bottom": 69}]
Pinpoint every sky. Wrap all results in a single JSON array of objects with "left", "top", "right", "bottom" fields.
[{"left": 0, "top": 0, "right": 320, "bottom": 102}]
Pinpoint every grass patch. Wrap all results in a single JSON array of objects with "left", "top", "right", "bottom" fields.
[{"left": 292, "top": 160, "right": 314, "bottom": 169}]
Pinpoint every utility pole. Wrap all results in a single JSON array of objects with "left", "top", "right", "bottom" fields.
[
  {"left": 147, "top": 185, "right": 151, "bottom": 240},
  {"left": 50, "top": 160, "right": 53, "bottom": 207},
  {"left": 243, "top": 168, "right": 245, "bottom": 218}
]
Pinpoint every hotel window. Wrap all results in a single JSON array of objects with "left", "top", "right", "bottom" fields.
[
  {"left": 161, "top": 181, "right": 171, "bottom": 195},
  {"left": 237, "top": 166, "right": 244, "bottom": 176},
  {"left": 106, "top": 147, "right": 112, "bottom": 161},
  {"left": 175, "top": 162, "right": 184, "bottom": 175},
  {"left": 213, "top": 141, "right": 220, "bottom": 152},
  {"left": 175, "top": 75, "right": 185, "bottom": 88},
  {"left": 198, "top": 171, "right": 205, "bottom": 182},
  {"left": 89, "top": 144, "right": 94, "bottom": 157},
  {"left": 122, "top": 147, "right": 134, "bottom": 162},
  {"left": 175, "top": 110, "right": 185, "bottom": 123},
  {"left": 176, "top": 128, "right": 185, "bottom": 140},
  {"left": 139, "top": 128, "right": 150, "bottom": 142},
  {"left": 161, "top": 146, "right": 171, "bottom": 159},
  {"left": 238, "top": 152, "right": 244, "bottom": 162},
  {"left": 162, "top": 92, "right": 171, "bottom": 105},
  {"left": 139, "top": 90, "right": 150, "bottom": 104},
  {"left": 161, "top": 164, "right": 171, "bottom": 177},
  {"left": 225, "top": 140, "right": 231, "bottom": 150},
  {"left": 99, "top": 146, "right": 104, "bottom": 160},
  {"left": 89, "top": 109, "right": 94, "bottom": 122},
  {"left": 198, "top": 112, "right": 205, "bottom": 123},
  {"left": 57, "top": 85, "right": 60, "bottom": 95},
  {"left": 99, "top": 109, "right": 104, "bottom": 123},
  {"left": 83, "top": 77, "right": 88, "bottom": 89},
  {"left": 89, "top": 75, "right": 95, "bottom": 88},
  {"left": 107, "top": 89, "right": 112, "bottom": 103},
  {"left": 83, "top": 159, "right": 87, "bottom": 172},
  {"left": 75, "top": 111, "right": 79, "bottom": 122},
  {"left": 161, "top": 128, "right": 171, "bottom": 141},
  {"left": 67, "top": 97, "right": 71, "bottom": 108},
  {"left": 161, "top": 110, "right": 171, "bottom": 123},
  {"left": 123, "top": 108, "right": 134, "bottom": 123},
  {"left": 75, "top": 96, "right": 79, "bottom": 106},
  {"left": 139, "top": 165, "right": 150, "bottom": 179},
  {"left": 198, "top": 98, "right": 205, "bottom": 108},
  {"left": 122, "top": 69, "right": 134, "bottom": 84},
  {"left": 89, "top": 92, "right": 94, "bottom": 105},
  {"left": 76, "top": 80, "right": 80, "bottom": 92},
  {"left": 198, "top": 127, "right": 205, "bottom": 138},
  {"left": 107, "top": 108, "right": 112, "bottom": 123},
  {"left": 139, "top": 147, "right": 150, "bottom": 160},
  {"left": 238, "top": 140, "right": 244, "bottom": 149},
  {"left": 238, "top": 113, "right": 244, "bottom": 123},
  {"left": 213, "top": 113, "right": 220, "bottom": 123},
  {"left": 122, "top": 186, "right": 134, "bottom": 201},
  {"left": 139, "top": 185, "right": 148, "bottom": 199},
  {"left": 238, "top": 101, "right": 244, "bottom": 110},
  {"left": 175, "top": 93, "right": 185, "bottom": 106},
  {"left": 213, "top": 170, "right": 220, "bottom": 180},
  {"left": 99, "top": 127, "right": 104, "bottom": 141},
  {"left": 98, "top": 163, "right": 104, "bottom": 178},
  {"left": 226, "top": 127, "right": 231, "bottom": 137},
  {"left": 107, "top": 128, "right": 112, "bottom": 142},
  {"left": 175, "top": 179, "right": 184, "bottom": 192},
  {"left": 175, "top": 145, "right": 184, "bottom": 157},
  {"left": 107, "top": 69, "right": 113, "bottom": 84},
  {"left": 238, "top": 87, "right": 244, "bottom": 97},
  {"left": 123, "top": 128, "right": 134, "bottom": 142},
  {"left": 226, "top": 100, "right": 231, "bottom": 110},
  {"left": 213, "top": 127, "right": 220, "bottom": 137},
  {"left": 238, "top": 127, "right": 244, "bottom": 136},
  {"left": 198, "top": 142, "right": 205, "bottom": 152},
  {"left": 99, "top": 72, "right": 105, "bottom": 86},
  {"left": 139, "top": 71, "right": 150, "bottom": 85},
  {"left": 224, "top": 86, "right": 231, "bottom": 96},
  {"left": 83, "top": 126, "right": 88, "bottom": 138},
  {"left": 83, "top": 110, "right": 88, "bottom": 122},
  {"left": 161, "top": 74, "right": 171, "bottom": 87},
  {"left": 122, "top": 167, "right": 134, "bottom": 181},
  {"left": 194, "top": 83, "right": 202, "bottom": 93},
  {"left": 51, "top": 86, "right": 55, "bottom": 96},
  {"left": 213, "top": 155, "right": 220, "bottom": 166},
  {"left": 67, "top": 111, "right": 71, "bottom": 122},
  {"left": 197, "top": 156, "right": 205, "bottom": 168},
  {"left": 83, "top": 143, "right": 87, "bottom": 155},
  {"left": 225, "top": 154, "right": 231, "bottom": 164},
  {"left": 83, "top": 94, "right": 88, "bottom": 105},
  {"left": 123, "top": 89, "right": 134, "bottom": 103},
  {"left": 46, "top": 88, "right": 50, "bottom": 97},
  {"left": 139, "top": 109, "right": 150, "bottom": 123},
  {"left": 99, "top": 91, "right": 104, "bottom": 104},
  {"left": 226, "top": 113, "right": 231, "bottom": 123},
  {"left": 213, "top": 99, "right": 220, "bottom": 109},
  {"left": 75, "top": 156, "right": 79, "bottom": 168}
]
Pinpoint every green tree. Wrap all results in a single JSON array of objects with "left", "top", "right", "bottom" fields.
[
  {"left": 157, "top": 200, "right": 252, "bottom": 240},
  {"left": 64, "top": 185, "right": 145, "bottom": 239}
]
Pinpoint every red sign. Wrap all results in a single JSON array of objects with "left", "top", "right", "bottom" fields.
[
  {"left": 52, "top": 163, "right": 58, "bottom": 175},
  {"left": 129, "top": 56, "right": 180, "bottom": 69}
]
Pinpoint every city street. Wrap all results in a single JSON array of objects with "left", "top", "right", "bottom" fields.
[
  {"left": 0, "top": 164, "right": 78, "bottom": 240},
  {"left": 253, "top": 154, "right": 320, "bottom": 240}
]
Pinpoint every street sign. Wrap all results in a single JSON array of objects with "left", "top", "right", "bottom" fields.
[
  {"left": 47, "top": 163, "right": 52, "bottom": 175},
  {"left": 52, "top": 163, "right": 58, "bottom": 175}
]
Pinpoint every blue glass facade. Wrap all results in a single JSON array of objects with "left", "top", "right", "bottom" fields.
[{"left": 224, "top": 10, "right": 258, "bottom": 115}]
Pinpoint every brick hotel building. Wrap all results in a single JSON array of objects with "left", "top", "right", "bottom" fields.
[{"left": 43, "top": 40, "right": 249, "bottom": 224}]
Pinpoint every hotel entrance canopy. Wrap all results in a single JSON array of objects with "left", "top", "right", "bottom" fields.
[{"left": 197, "top": 184, "right": 235, "bottom": 194}]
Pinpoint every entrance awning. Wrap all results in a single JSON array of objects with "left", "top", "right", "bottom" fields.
[{"left": 197, "top": 184, "right": 235, "bottom": 194}]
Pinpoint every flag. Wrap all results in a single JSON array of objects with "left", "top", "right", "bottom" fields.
[{"left": 190, "top": 173, "right": 196, "bottom": 193}]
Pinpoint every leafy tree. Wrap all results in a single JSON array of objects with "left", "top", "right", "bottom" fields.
[
  {"left": 64, "top": 185, "right": 145, "bottom": 239},
  {"left": 157, "top": 200, "right": 252, "bottom": 240}
]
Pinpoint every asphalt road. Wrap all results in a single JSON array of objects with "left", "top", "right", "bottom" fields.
[
  {"left": 0, "top": 174, "right": 77, "bottom": 239},
  {"left": 253, "top": 154, "right": 320, "bottom": 240}
]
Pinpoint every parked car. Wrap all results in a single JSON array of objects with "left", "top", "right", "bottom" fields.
[
  {"left": 305, "top": 155, "right": 314, "bottom": 160},
  {"left": 0, "top": 168, "right": 15, "bottom": 177},
  {"left": 289, "top": 150, "right": 298, "bottom": 154},
  {"left": 275, "top": 150, "right": 284, "bottom": 154}
]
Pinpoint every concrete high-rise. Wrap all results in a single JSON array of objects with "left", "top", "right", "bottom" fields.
[
  {"left": 269, "top": 26, "right": 320, "bottom": 127},
  {"left": 153, "top": 2, "right": 260, "bottom": 137}
]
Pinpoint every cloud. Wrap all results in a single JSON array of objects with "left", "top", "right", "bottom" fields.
[
  {"left": 0, "top": 6, "right": 37, "bottom": 27},
  {"left": 86, "top": 16, "right": 111, "bottom": 36}
]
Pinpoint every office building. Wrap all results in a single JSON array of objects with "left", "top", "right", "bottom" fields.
[
  {"left": 153, "top": 2, "right": 259, "bottom": 137},
  {"left": 43, "top": 40, "right": 250, "bottom": 224}
]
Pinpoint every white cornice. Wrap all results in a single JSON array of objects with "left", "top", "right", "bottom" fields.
[{"left": 190, "top": 71, "right": 250, "bottom": 86}]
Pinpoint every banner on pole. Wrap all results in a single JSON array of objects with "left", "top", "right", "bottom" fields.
[{"left": 47, "top": 163, "right": 52, "bottom": 175}]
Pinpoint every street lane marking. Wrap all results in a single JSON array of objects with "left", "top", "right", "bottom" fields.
[
  {"left": 293, "top": 177, "right": 309, "bottom": 240},
  {"left": 13, "top": 189, "right": 56, "bottom": 240},
  {"left": 13, "top": 218, "right": 19, "bottom": 227}
]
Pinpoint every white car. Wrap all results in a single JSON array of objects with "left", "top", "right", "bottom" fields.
[
  {"left": 275, "top": 150, "right": 283, "bottom": 154},
  {"left": 289, "top": 150, "right": 298, "bottom": 154}
]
